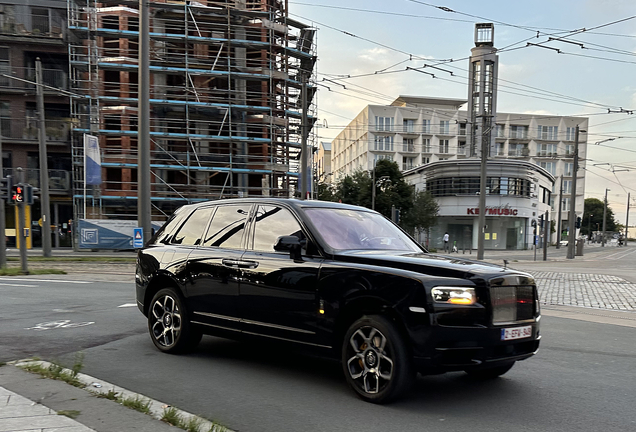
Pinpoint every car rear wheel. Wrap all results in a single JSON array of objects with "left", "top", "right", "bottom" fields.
[
  {"left": 465, "top": 361, "right": 515, "bottom": 379},
  {"left": 148, "top": 288, "right": 201, "bottom": 353},
  {"left": 342, "top": 315, "right": 414, "bottom": 404}
]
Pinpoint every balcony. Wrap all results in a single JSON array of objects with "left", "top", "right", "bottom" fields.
[
  {"left": 401, "top": 143, "right": 416, "bottom": 153},
  {"left": 0, "top": 117, "right": 70, "bottom": 143},
  {"left": 536, "top": 151, "right": 558, "bottom": 157},
  {"left": 4, "top": 168, "right": 71, "bottom": 194},
  {"left": 0, "top": 8, "right": 66, "bottom": 39},
  {"left": 508, "top": 148, "right": 530, "bottom": 157},
  {"left": 0, "top": 67, "right": 68, "bottom": 91}
]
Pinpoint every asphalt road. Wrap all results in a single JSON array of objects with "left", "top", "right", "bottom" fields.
[{"left": 1, "top": 254, "right": 635, "bottom": 431}]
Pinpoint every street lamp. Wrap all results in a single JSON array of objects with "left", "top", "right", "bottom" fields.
[
  {"left": 602, "top": 188, "right": 609, "bottom": 247},
  {"left": 587, "top": 213, "right": 593, "bottom": 242}
]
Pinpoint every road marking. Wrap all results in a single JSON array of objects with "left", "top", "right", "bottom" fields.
[
  {"left": 118, "top": 303, "right": 137, "bottom": 308},
  {"left": 0, "top": 282, "right": 36, "bottom": 287},
  {"left": 0, "top": 277, "right": 93, "bottom": 284},
  {"left": 25, "top": 320, "right": 95, "bottom": 331}
]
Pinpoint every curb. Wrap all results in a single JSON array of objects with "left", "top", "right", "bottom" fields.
[{"left": 8, "top": 360, "right": 233, "bottom": 432}]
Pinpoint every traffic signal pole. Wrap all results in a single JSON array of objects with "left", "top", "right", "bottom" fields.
[
  {"left": 36, "top": 59, "right": 52, "bottom": 257},
  {"left": 566, "top": 125, "right": 580, "bottom": 259},
  {"left": 15, "top": 168, "right": 28, "bottom": 273}
]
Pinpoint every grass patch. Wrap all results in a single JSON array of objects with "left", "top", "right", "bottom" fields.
[
  {"left": 58, "top": 410, "right": 81, "bottom": 419},
  {"left": 162, "top": 406, "right": 183, "bottom": 426},
  {"left": 182, "top": 416, "right": 204, "bottom": 432},
  {"left": 0, "top": 268, "right": 66, "bottom": 276},
  {"left": 19, "top": 353, "right": 85, "bottom": 388},
  {"left": 94, "top": 388, "right": 120, "bottom": 401},
  {"left": 120, "top": 395, "right": 152, "bottom": 414},
  {"left": 7, "top": 257, "right": 135, "bottom": 263}
]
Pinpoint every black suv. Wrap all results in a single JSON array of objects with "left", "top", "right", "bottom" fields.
[{"left": 136, "top": 198, "right": 540, "bottom": 403}]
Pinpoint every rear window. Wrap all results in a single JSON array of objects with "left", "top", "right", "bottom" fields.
[
  {"left": 170, "top": 208, "right": 214, "bottom": 246},
  {"left": 154, "top": 207, "right": 189, "bottom": 245}
]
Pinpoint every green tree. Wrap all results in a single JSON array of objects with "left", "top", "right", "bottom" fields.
[
  {"left": 371, "top": 159, "right": 414, "bottom": 219},
  {"left": 402, "top": 190, "right": 439, "bottom": 235},
  {"left": 315, "top": 181, "right": 336, "bottom": 202},
  {"left": 582, "top": 197, "right": 617, "bottom": 237}
]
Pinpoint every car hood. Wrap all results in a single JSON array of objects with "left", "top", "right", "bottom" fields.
[{"left": 332, "top": 250, "right": 530, "bottom": 284}]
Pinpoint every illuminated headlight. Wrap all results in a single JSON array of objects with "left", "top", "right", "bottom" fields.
[{"left": 431, "top": 287, "right": 477, "bottom": 305}]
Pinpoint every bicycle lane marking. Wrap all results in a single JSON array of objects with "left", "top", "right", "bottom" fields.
[{"left": 25, "top": 320, "right": 95, "bottom": 331}]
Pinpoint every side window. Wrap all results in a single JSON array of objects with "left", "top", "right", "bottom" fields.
[
  {"left": 251, "top": 205, "right": 304, "bottom": 252},
  {"left": 202, "top": 205, "right": 250, "bottom": 249},
  {"left": 154, "top": 208, "right": 188, "bottom": 244},
  {"left": 171, "top": 208, "right": 214, "bottom": 246}
]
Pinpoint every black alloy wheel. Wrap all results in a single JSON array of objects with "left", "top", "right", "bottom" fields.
[
  {"left": 465, "top": 361, "right": 515, "bottom": 379},
  {"left": 342, "top": 315, "right": 414, "bottom": 404},
  {"left": 148, "top": 288, "right": 201, "bottom": 353}
]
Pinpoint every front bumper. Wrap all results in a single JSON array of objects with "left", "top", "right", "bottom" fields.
[{"left": 411, "top": 318, "right": 541, "bottom": 372}]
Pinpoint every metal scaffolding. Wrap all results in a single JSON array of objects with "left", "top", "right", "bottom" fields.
[{"left": 67, "top": 0, "right": 316, "bottom": 220}]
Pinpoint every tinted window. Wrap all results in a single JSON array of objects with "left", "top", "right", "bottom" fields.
[
  {"left": 251, "top": 206, "right": 303, "bottom": 252},
  {"left": 202, "top": 205, "right": 250, "bottom": 249},
  {"left": 305, "top": 208, "right": 420, "bottom": 252},
  {"left": 154, "top": 208, "right": 189, "bottom": 244},
  {"left": 171, "top": 208, "right": 213, "bottom": 246}
]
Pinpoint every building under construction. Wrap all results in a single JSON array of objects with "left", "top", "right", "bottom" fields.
[{"left": 67, "top": 0, "right": 316, "bottom": 220}]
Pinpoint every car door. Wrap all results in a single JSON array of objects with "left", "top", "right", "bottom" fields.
[
  {"left": 239, "top": 204, "right": 324, "bottom": 346},
  {"left": 185, "top": 203, "right": 251, "bottom": 333}
]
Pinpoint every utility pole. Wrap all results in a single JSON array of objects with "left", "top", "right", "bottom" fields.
[
  {"left": 138, "top": 0, "right": 152, "bottom": 242},
  {"left": 543, "top": 210, "right": 549, "bottom": 261},
  {"left": 300, "top": 71, "right": 308, "bottom": 200},
  {"left": 566, "top": 125, "right": 580, "bottom": 259},
  {"left": 477, "top": 120, "right": 488, "bottom": 261},
  {"left": 556, "top": 175, "right": 563, "bottom": 249},
  {"left": 371, "top": 160, "right": 376, "bottom": 210},
  {"left": 625, "top": 193, "right": 630, "bottom": 246},
  {"left": 16, "top": 168, "right": 27, "bottom": 273},
  {"left": 0, "top": 120, "right": 5, "bottom": 267},
  {"left": 587, "top": 213, "right": 593, "bottom": 242},
  {"left": 36, "top": 58, "right": 52, "bottom": 257},
  {"left": 602, "top": 188, "right": 609, "bottom": 247}
]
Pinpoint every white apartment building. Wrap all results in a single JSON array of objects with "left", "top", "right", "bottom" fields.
[{"left": 330, "top": 96, "right": 588, "bottom": 243}]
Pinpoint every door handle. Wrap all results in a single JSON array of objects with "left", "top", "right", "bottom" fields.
[
  {"left": 237, "top": 260, "right": 259, "bottom": 269},
  {"left": 222, "top": 259, "right": 241, "bottom": 268}
]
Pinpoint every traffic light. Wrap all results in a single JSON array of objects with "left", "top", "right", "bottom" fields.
[
  {"left": 12, "top": 184, "right": 23, "bottom": 204},
  {"left": 576, "top": 216, "right": 582, "bottom": 229},
  {"left": 538, "top": 214, "right": 544, "bottom": 228},
  {"left": 0, "top": 175, "right": 12, "bottom": 201}
]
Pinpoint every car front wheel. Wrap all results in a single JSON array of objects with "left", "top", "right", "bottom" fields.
[
  {"left": 342, "top": 315, "right": 414, "bottom": 404},
  {"left": 148, "top": 288, "right": 201, "bottom": 353}
]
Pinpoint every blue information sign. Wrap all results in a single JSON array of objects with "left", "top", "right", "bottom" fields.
[{"left": 133, "top": 228, "right": 144, "bottom": 249}]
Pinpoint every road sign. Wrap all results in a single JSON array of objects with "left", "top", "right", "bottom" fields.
[{"left": 133, "top": 228, "right": 144, "bottom": 249}]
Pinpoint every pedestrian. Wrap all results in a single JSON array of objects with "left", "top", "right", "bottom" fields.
[{"left": 443, "top": 232, "right": 449, "bottom": 252}]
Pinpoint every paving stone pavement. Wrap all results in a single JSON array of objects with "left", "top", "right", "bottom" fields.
[{"left": 533, "top": 271, "right": 636, "bottom": 311}]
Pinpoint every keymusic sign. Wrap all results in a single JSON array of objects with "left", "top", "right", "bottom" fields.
[{"left": 467, "top": 204, "right": 518, "bottom": 216}]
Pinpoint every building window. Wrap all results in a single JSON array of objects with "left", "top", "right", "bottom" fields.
[
  {"left": 539, "top": 161, "right": 556, "bottom": 176},
  {"left": 422, "top": 156, "right": 430, "bottom": 164},
  {"left": 375, "top": 116, "right": 394, "bottom": 132},
  {"left": 422, "top": 119, "right": 431, "bottom": 133},
  {"left": 550, "top": 195, "right": 556, "bottom": 211},
  {"left": 495, "top": 143, "right": 505, "bottom": 156},
  {"left": 509, "top": 143, "right": 528, "bottom": 157},
  {"left": 563, "top": 180, "right": 572, "bottom": 195},
  {"left": 374, "top": 135, "right": 394, "bottom": 151},
  {"left": 565, "top": 144, "right": 574, "bottom": 156},
  {"left": 537, "top": 125, "right": 558, "bottom": 140},
  {"left": 403, "top": 138, "right": 414, "bottom": 152},
  {"left": 537, "top": 143, "right": 557, "bottom": 157},
  {"left": 422, "top": 138, "right": 431, "bottom": 153},
  {"left": 509, "top": 125, "right": 528, "bottom": 139},
  {"left": 402, "top": 156, "right": 415, "bottom": 171},
  {"left": 403, "top": 119, "right": 415, "bottom": 133},
  {"left": 31, "top": 8, "right": 51, "bottom": 35},
  {"left": 495, "top": 124, "right": 505, "bottom": 138},
  {"left": 0, "top": 47, "right": 9, "bottom": 86},
  {"left": 564, "top": 162, "right": 574, "bottom": 176},
  {"left": 563, "top": 197, "right": 571, "bottom": 212},
  {"left": 374, "top": 154, "right": 393, "bottom": 163},
  {"left": 566, "top": 127, "right": 577, "bottom": 141},
  {"left": 439, "top": 139, "right": 449, "bottom": 154},
  {"left": 458, "top": 141, "right": 467, "bottom": 155},
  {"left": 439, "top": 120, "right": 450, "bottom": 135},
  {"left": 0, "top": 101, "right": 10, "bottom": 137},
  {"left": 459, "top": 123, "right": 467, "bottom": 135}
]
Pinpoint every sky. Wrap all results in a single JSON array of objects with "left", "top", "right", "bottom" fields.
[{"left": 289, "top": 0, "right": 636, "bottom": 225}]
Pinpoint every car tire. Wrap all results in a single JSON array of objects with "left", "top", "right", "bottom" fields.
[
  {"left": 148, "top": 288, "right": 201, "bottom": 354},
  {"left": 342, "top": 315, "right": 414, "bottom": 404},
  {"left": 465, "top": 361, "right": 515, "bottom": 379}
]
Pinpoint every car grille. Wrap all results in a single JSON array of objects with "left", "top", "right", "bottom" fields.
[{"left": 490, "top": 285, "right": 536, "bottom": 324}]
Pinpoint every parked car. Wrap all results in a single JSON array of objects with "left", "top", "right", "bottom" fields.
[{"left": 136, "top": 199, "right": 541, "bottom": 403}]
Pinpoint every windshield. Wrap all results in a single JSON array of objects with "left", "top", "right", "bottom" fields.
[{"left": 305, "top": 208, "right": 421, "bottom": 252}]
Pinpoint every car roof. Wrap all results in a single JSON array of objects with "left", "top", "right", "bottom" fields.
[{"left": 186, "top": 198, "right": 377, "bottom": 213}]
